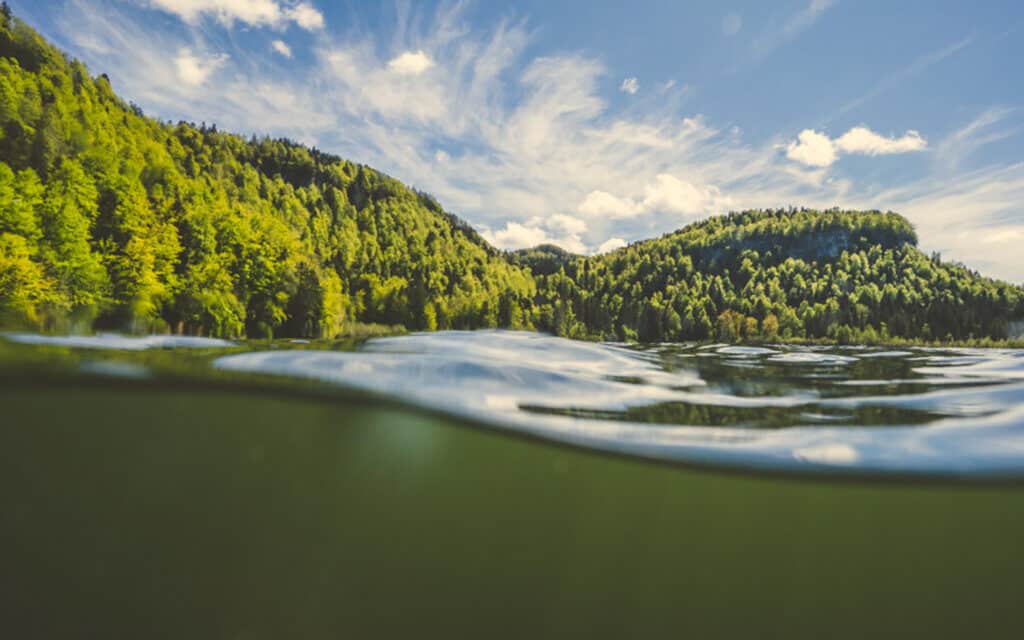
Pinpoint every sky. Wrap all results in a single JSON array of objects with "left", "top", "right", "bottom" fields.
[{"left": 11, "top": 0, "right": 1024, "bottom": 282}]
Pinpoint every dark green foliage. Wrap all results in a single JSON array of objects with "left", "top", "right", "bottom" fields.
[
  {"left": 508, "top": 244, "right": 581, "bottom": 276},
  {"left": 0, "top": 13, "right": 534, "bottom": 336},
  {"left": 530, "top": 208, "right": 1024, "bottom": 343}
]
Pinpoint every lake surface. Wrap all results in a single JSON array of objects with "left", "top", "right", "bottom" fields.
[
  {"left": 11, "top": 328, "right": 1021, "bottom": 478},
  {"left": 211, "top": 330, "right": 1024, "bottom": 478},
  {"left": 3, "top": 330, "right": 1024, "bottom": 637}
]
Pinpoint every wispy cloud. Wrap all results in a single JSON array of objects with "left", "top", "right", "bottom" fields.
[
  {"left": 832, "top": 35, "right": 974, "bottom": 119},
  {"left": 173, "top": 47, "right": 227, "bottom": 86},
  {"left": 722, "top": 12, "right": 742, "bottom": 37},
  {"left": 142, "top": 0, "right": 324, "bottom": 31},
  {"left": 38, "top": 0, "right": 1024, "bottom": 281},
  {"left": 933, "top": 107, "right": 1019, "bottom": 173},
  {"left": 855, "top": 158, "right": 1024, "bottom": 282},
  {"left": 748, "top": 0, "right": 836, "bottom": 63}
]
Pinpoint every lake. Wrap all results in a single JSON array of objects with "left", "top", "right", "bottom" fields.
[{"left": 2, "top": 330, "right": 1023, "bottom": 638}]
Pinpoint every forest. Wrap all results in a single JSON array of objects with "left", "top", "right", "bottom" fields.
[{"left": 2, "top": 9, "right": 1023, "bottom": 344}]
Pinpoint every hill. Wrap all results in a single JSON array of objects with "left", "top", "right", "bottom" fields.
[
  {"left": 529, "top": 209, "right": 1024, "bottom": 343},
  {"left": 0, "top": 9, "right": 534, "bottom": 337},
  {"left": 507, "top": 244, "right": 582, "bottom": 276},
  {"left": 1, "top": 9, "right": 1021, "bottom": 344}
]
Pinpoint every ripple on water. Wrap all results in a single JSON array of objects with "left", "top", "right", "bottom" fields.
[
  {"left": 209, "top": 330, "right": 1024, "bottom": 479},
  {"left": 2, "top": 332, "right": 234, "bottom": 350},
  {"left": 8, "top": 329, "right": 1024, "bottom": 479}
]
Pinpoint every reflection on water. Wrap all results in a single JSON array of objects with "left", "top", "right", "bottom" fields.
[
  {"left": 5, "top": 329, "right": 1024, "bottom": 478},
  {"left": 212, "top": 330, "right": 1024, "bottom": 479}
]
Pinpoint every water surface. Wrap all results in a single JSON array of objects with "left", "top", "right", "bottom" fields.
[
  {"left": 7, "top": 329, "right": 1024, "bottom": 479},
  {"left": 4, "top": 330, "right": 1024, "bottom": 638}
]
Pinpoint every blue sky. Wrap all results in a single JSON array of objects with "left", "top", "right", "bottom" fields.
[{"left": 12, "top": 0, "right": 1024, "bottom": 281}]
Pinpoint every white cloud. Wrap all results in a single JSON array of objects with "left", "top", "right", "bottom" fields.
[
  {"left": 597, "top": 237, "right": 626, "bottom": 253},
  {"left": 271, "top": 40, "right": 292, "bottom": 58},
  {"left": 546, "top": 213, "right": 588, "bottom": 235},
  {"left": 578, "top": 175, "right": 729, "bottom": 221},
  {"left": 174, "top": 48, "right": 227, "bottom": 86},
  {"left": 143, "top": 0, "right": 324, "bottom": 31},
  {"left": 852, "top": 159, "right": 1024, "bottom": 283},
  {"left": 722, "top": 13, "right": 742, "bottom": 36},
  {"left": 642, "top": 174, "right": 725, "bottom": 215},
  {"left": 787, "top": 127, "right": 928, "bottom": 167},
  {"left": 835, "top": 127, "right": 927, "bottom": 155},
  {"left": 387, "top": 50, "right": 434, "bottom": 75},
  {"left": 483, "top": 216, "right": 588, "bottom": 254},
  {"left": 484, "top": 222, "right": 549, "bottom": 250},
  {"left": 981, "top": 228, "right": 1023, "bottom": 245},
  {"left": 286, "top": 2, "right": 324, "bottom": 30},
  {"left": 934, "top": 107, "right": 1018, "bottom": 172},
  {"left": 619, "top": 77, "right": 639, "bottom": 95},
  {"left": 786, "top": 129, "right": 837, "bottom": 167},
  {"left": 578, "top": 190, "right": 640, "bottom": 218}
]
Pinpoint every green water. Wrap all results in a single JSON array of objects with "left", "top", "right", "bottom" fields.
[{"left": 3, "top": 380, "right": 1023, "bottom": 639}]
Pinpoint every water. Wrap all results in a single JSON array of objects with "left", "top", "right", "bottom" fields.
[
  {"left": 212, "top": 331, "right": 1024, "bottom": 479},
  {"left": 5, "top": 329, "right": 1024, "bottom": 479},
  {"left": 3, "top": 330, "right": 1024, "bottom": 638}
]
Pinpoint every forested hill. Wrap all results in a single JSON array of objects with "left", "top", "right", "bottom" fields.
[
  {"left": 1, "top": 9, "right": 1022, "bottom": 344},
  {"left": 0, "top": 10, "right": 534, "bottom": 337},
  {"left": 529, "top": 209, "right": 1024, "bottom": 343}
]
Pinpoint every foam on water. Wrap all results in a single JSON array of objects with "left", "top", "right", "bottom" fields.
[
  {"left": 210, "top": 330, "right": 1024, "bottom": 479},
  {"left": 2, "top": 332, "right": 234, "bottom": 350}
]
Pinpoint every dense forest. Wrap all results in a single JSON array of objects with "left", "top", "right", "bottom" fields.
[
  {"left": 524, "top": 209, "right": 1024, "bottom": 343},
  {"left": 1, "top": 9, "right": 1022, "bottom": 343},
  {"left": 0, "top": 8, "right": 534, "bottom": 337}
]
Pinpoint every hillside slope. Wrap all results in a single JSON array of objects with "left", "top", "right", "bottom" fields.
[
  {"left": 529, "top": 209, "right": 1024, "bottom": 343},
  {"left": 0, "top": 11, "right": 534, "bottom": 337}
]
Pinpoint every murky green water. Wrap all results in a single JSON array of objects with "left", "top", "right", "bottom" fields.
[{"left": 2, "top": 331, "right": 1024, "bottom": 638}]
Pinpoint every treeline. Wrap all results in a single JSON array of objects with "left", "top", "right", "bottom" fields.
[
  {"left": 1, "top": 10, "right": 1022, "bottom": 343},
  {"left": 0, "top": 10, "right": 534, "bottom": 337},
  {"left": 524, "top": 209, "right": 1024, "bottom": 343}
]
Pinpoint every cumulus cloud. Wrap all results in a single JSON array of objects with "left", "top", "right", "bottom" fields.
[
  {"left": 483, "top": 222, "right": 549, "bottom": 250},
  {"left": 835, "top": 127, "right": 927, "bottom": 155},
  {"left": 596, "top": 237, "right": 627, "bottom": 253},
  {"left": 143, "top": 0, "right": 324, "bottom": 31},
  {"left": 387, "top": 50, "right": 434, "bottom": 75},
  {"left": 619, "top": 77, "right": 639, "bottom": 95},
  {"left": 642, "top": 174, "right": 726, "bottom": 215},
  {"left": 786, "top": 129, "right": 838, "bottom": 167},
  {"left": 483, "top": 214, "right": 589, "bottom": 253},
  {"left": 578, "top": 190, "right": 640, "bottom": 218},
  {"left": 271, "top": 40, "right": 292, "bottom": 58},
  {"left": 174, "top": 48, "right": 227, "bottom": 86},
  {"left": 578, "top": 175, "right": 730, "bottom": 220},
  {"left": 286, "top": 2, "right": 324, "bottom": 30},
  {"left": 787, "top": 127, "right": 928, "bottom": 167}
]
